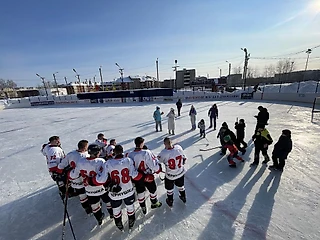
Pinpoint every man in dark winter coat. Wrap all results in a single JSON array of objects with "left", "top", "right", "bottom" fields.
[
  {"left": 176, "top": 99, "right": 182, "bottom": 116},
  {"left": 208, "top": 104, "right": 219, "bottom": 129},
  {"left": 269, "top": 129, "right": 292, "bottom": 171},
  {"left": 254, "top": 106, "right": 269, "bottom": 131},
  {"left": 218, "top": 122, "right": 244, "bottom": 155}
]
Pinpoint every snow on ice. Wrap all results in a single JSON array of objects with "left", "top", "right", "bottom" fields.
[{"left": 0, "top": 99, "right": 319, "bottom": 240}]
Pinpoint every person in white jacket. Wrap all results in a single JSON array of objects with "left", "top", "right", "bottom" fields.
[
  {"left": 189, "top": 105, "right": 197, "bottom": 130},
  {"left": 166, "top": 108, "right": 176, "bottom": 135}
]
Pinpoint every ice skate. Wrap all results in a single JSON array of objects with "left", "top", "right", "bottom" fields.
[
  {"left": 97, "top": 212, "right": 105, "bottom": 226},
  {"left": 166, "top": 198, "right": 173, "bottom": 208},
  {"left": 179, "top": 195, "right": 186, "bottom": 203},
  {"left": 151, "top": 201, "right": 162, "bottom": 209}
]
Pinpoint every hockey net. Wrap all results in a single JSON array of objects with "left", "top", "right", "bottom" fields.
[{"left": 311, "top": 97, "right": 320, "bottom": 122}]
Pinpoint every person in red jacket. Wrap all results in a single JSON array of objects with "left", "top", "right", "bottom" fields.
[{"left": 223, "top": 135, "right": 244, "bottom": 168}]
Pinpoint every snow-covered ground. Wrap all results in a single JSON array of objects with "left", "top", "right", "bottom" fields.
[{"left": 0, "top": 100, "right": 319, "bottom": 240}]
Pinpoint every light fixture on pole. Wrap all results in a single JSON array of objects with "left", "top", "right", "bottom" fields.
[
  {"left": 226, "top": 61, "right": 231, "bottom": 76},
  {"left": 305, "top": 49, "right": 312, "bottom": 71},
  {"left": 115, "top": 63, "right": 124, "bottom": 90},
  {"left": 52, "top": 72, "right": 60, "bottom": 95},
  {"left": 218, "top": 67, "right": 222, "bottom": 78},
  {"left": 36, "top": 73, "right": 48, "bottom": 96},
  {"left": 241, "top": 48, "right": 250, "bottom": 90},
  {"left": 73, "top": 68, "right": 81, "bottom": 83},
  {"left": 172, "top": 60, "right": 179, "bottom": 91}
]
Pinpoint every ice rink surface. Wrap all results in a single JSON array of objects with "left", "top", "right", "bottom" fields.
[{"left": 0, "top": 100, "right": 319, "bottom": 240}]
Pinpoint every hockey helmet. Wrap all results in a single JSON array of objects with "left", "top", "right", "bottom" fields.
[
  {"left": 88, "top": 144, "right": 101, "bottom": 155},
  {"left": 222, "top": 122, "right": 228, "bottom": 128},
  {"left": 156, "top": 106, "right": 160, "bottom": 109},
  {"left": 223, "top": 135, "right": 231, "bottom": 142}
]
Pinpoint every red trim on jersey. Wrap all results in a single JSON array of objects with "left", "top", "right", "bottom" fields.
[
  {"left": 86, "top": 157, "right": 96, "bottom": 160},
  {"left": 49, "top": 166, "right": 58, "bottom": 172},
  {"left": 56, "top": 168, "right": 63, "bottom": 174},
  {"left": 92, "top": 176, "right": 104, "bottom": 186},
  {"left": 133, "top": 172, "right": 143, "bottom": 181},
  {"left": 166, "top": 147, "right": 174, "bottom": 150},
  {"left": 134, "top": 148, "right": 142, "bottom": 152}
]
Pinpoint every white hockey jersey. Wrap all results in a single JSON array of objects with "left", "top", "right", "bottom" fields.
[
  {"left": 105, "top": 145, "right": 115, "bottom": 158},
  {"left": 157, "top": 144, "right": 187, "bottom": 180},
  {"left": 69, "top": 157, "right": 106, "bottom": 196},
  {"left": 41, "top": 144, "right": 65, "bottom": 172},
  {"left": 95, "top": 156, "right": 141, "bottom": 201},
  {"left": 127, "top": 149, "right": 161, "bottom": 175},
  {"left": 58, "top": 150, "right": 89, "bottom": 189},
  {"left": 94, "top": 139, "right": 108, "bottom": 158}
]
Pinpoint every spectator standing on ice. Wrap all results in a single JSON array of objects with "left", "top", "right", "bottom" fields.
[
  {"left": 269, "top": 129, "right": 292, "bottom": 172},
  {"left": 176, "top": 99, "right": 182, "bottom": 116},
  {"left": 189, "top": 105, "right": 197, "bottom": 130},
  {"left": 166, "top": 108, "right": 176, "bottom": 135},
  {"left": 254, "top": 106, "right": 269, "bottom": 132},
  {"left": 208, "top": 104, "right": 218, "bottom": 130},
  {"left": 153, "top": 106, "right": 164, "bottom": 132}
]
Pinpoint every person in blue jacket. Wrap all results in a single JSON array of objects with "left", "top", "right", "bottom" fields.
[{"left": 153, "top": 106, "right": 164, "bottom": 132}]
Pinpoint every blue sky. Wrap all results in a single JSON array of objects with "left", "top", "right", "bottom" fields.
[{"left": 0, "top": 0, "right": 319, "bottom": 87}]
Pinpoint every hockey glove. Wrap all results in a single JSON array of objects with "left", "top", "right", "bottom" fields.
[
  {"left": 51, "top": 172, "right": 62, "bottom": 182},
  {"left": 144, "top": 174, "right": 155, "bottom": 183}
]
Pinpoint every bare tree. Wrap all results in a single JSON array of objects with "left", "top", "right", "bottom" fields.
[
  {"left": 263, "top": 64, "right": 276, "bottom": 78},
  {"left": 233, "top": 67, "right": 241, "bottom": 74},
  {"left": 0, "top": 79, "right": 18, "bottom": 89}
]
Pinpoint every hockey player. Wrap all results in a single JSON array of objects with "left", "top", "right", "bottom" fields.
[
  {"left": 166, "top": 108, "right": 176, "bottom": 135},
  {"left": 223, "top": 135, "right": 244, "bottom": 168},
  {"left": 96, "top": 145, "right": 144, "bottom": 231},
  {"left": 57, "top": 140, "right": 91, "bottom": 214},
  {"left": 105, "top": 139, "right": 116, "bottom": 159},
  {"left": 269, "top": 129, "right": 292, "bottom": 172},
  {"left": 128, "top": 137, "right": 162, "bottom": 215},
  {"left": 69, "top": 144, "right": 113, "bottom": 225},
  {"left": 250, "top": 124, "right": 273, "bottom": 167},
  {"left": 95, "top": 133, "right": 108, "bottom": 158},
  {"left": 41, "top": 136, "right": 67, "bottom": 199},
  {"left": 198, "top": 119, "right": 206, "bottom": 138},
  {"left": 157, "top": 137, "right": 187, "bottom": 207}
]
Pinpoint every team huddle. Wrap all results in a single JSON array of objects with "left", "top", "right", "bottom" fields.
[{"left": 41, "top": 134, "right": 187, "bottom": 231}]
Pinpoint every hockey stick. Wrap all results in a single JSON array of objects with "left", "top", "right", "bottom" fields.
[
  {"left": 61, "top": 178, "right": 77, "bottom": 240},
  {"left": 199, "top": 146, "right": 222, "bottom": 151}
]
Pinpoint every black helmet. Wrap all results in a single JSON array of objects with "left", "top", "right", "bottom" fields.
[{"left": 88, "top": 144, "right": 101, "bottom": 156}]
